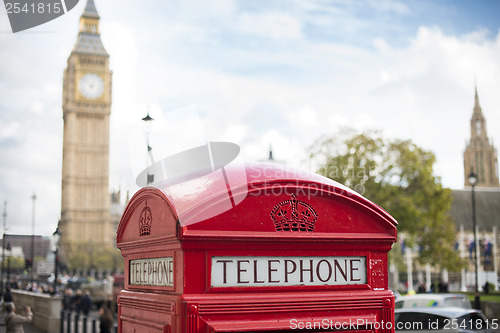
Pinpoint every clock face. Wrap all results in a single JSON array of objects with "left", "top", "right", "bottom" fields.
[{"left": 79, "top": 73, "right": 104, "bottom": 100}]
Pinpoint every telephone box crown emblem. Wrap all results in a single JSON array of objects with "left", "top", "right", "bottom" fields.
[
  {"left": 270, "top": 194, "right": 318, "bottom": 231},
  {"left": 139, "top": 201, "right": 152, "bottom": 236}
]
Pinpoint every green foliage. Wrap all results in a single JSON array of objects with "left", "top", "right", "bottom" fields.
[
  {"left": 467, "top": 293, "right": 500, "bottom": 302},
  {"left": 310, "top": 129, "right": 464, "bottom": 271},
  {"left": 1, "top": 257, "right": 25, "bottom": 270},
  {"left": 388, "top": 241, "right": 406, "bottom": 273},
  {"left": 64, "top": 241, "right": 123, "bottom": 272}
]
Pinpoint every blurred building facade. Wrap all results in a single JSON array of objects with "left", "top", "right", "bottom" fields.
[
  {"left": 1, "top": 235, "right": 51, "bottom": 260},
  {"left": 110, "top": 188, "right": 126, "bottom": 240}
]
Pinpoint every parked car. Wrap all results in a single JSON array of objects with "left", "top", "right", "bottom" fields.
[
  {"left": 395, "top": 293, "right": 472, "bottom": 309},
  {"left": 395, "top": 307, "right": 495, "bottom": 333}
]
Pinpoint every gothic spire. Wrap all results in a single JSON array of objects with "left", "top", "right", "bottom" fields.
[
  {"left": 268, "top": 145, "right": 274, "bottom": 161},
  {"left": 471, "top": 86, "right": 486, "bottom": 140},
  {"left": 82, "top": 0, "right": 99, "bottom": 19},
  {"left": 464, "top": 86, "right": 499, "bottom": 187},
  {"left": 473, "top": 85, "right": 482, "bottom": 115},
  {"left": 73, "top": 0, "right": 107, "bottom": 55}
]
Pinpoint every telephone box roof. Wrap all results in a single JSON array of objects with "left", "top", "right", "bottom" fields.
[{"left": 118, "top": 162, "right": 397, "bottom": 243}]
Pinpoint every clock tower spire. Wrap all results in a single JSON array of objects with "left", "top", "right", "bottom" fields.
[
  {"left": 463, "top": 86, "right": 499, "bottom": 187},
  {"left": 60, "top": 0, "right": 114, "bottom": 263}
]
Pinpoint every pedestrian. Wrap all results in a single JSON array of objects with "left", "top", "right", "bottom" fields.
[
  {"left": 3, "top": 286, "right": 13, "bottom": 312},
  {"left": 72, "top": 289, "right": 82, "bottom": 314},
  {"left": 438, "top": 279, "right": 449, "bottom": 293},
  {"left": 4, "top": 303, "right": 33, "bottom": 333},
  {"left": 99, "top": 305, "right": 113, "bottom": 333},
  {"left": 417, "top": 282, "right": 426, "bottom": 293},
  {"left": 3, "top": 287, "right": 13, "bottom": 303},
  {"left": 62, "top": 289, "right": 73, "bottom": 311},
  {"left": 483, "top": 281, "right": 490, "bottom": 294},
  {"left": 81, "top": 290, "right": 92, "bottom": 316}
]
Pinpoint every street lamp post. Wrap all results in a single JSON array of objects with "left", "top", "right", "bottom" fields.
[
  {"left": 468, "top": 170, "right": 480, "bottom": 310},
  {"left": 52, "top": 227, "right": 61, "bottom": 294},
  {"left": 31, "top": 192, "right": 36, "bottom": 289},
  {"left": 142, "top": 111, "right": 154, "bottom": 185},
  {"left": 1, "top": 201, "right": 7, "bottom": 293},
  {"left": 6, "top": 242, "right": 11, "bottom": 289}
]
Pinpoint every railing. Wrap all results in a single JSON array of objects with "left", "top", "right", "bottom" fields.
[{"left": 59, "top": 311, "right": 117, "bottom": 333}]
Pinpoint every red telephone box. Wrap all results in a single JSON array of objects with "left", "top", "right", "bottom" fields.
[{"left": 117, "top": 162, "right": 398, "bottom": 332}]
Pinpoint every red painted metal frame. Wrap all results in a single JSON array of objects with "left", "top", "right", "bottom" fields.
[{"left": 116, "top": 162, "right": 398, "bottom": 333}]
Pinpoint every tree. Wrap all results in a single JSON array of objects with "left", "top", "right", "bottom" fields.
[
  {"left": 2, "top": 257, "right": 24, "bottom": 270},
  {"left": 310, "top": 129, "right": 463, "bottom": 271},
  {"left": 63, "top": 241, "right": 123, "bottom": 273}
]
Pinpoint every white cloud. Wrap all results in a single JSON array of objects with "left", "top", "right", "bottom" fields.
[
  {"left": 238, "top": 12, "right": 303, "bottom": 40},
  {"left": 2, "top": 1, "right": 500, "bottom": 237},
  {"left": 288, "top": 105, "right": 318, "bottom": 129}
]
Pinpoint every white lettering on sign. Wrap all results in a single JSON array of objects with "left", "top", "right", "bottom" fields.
[
  {"left": 211, "top": 256, "right": 366, "bottom": 287},
  {"left": 130, "top": 257, "right": 173, "bottom": 287}
]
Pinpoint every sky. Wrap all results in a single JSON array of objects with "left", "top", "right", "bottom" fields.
[{"left": 1, "top": 0, "right": 500, "bottom": 237}]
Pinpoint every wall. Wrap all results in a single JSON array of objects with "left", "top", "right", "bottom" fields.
[{"left": 11, "top": 290, "right": 61, "bottom": 333}]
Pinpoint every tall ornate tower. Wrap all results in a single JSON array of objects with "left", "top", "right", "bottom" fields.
[
  {"left": 60, "top": 0, "right": 114, "bottom": 259},
  {"left": 463, "top": 87, "right": 499, "bottom": 187}
]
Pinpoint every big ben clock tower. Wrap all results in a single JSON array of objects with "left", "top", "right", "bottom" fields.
[{"left": 60, "top": 0, "right": 114, "bottom": 260}]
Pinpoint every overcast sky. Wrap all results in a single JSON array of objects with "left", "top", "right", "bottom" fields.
[{"left": 1, "top": 0, "right": 500, "bottom": 236}]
